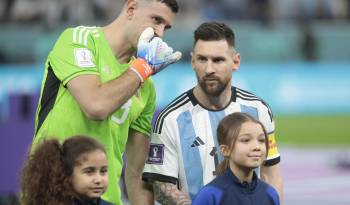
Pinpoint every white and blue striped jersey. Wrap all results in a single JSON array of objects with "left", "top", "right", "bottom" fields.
[{"left": 142, "top": 87, "right": 280, "bottom": 199}]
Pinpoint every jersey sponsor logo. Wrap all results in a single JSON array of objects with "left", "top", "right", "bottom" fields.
[
  {"left": 146, "top": 143, "right": 165, "bottom": 165},
  {"left": 74, "top": 48, "right": 95, "bottom": 68},
  {"left": 190, "top": 136, "right": 205, "bottom": 147}
]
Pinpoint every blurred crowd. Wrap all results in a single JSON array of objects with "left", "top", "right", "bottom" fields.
[
  {"left": 1, "top": 0, "right": 350, "bottom": 64},
  {"left": 1, "top": 0, "right": 350, "bottom": 26},
  {"left": 0, "top": 0, "right": 121, "bottom": 28}
]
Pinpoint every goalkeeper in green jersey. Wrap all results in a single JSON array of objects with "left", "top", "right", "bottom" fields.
[{"left": 31, "top": 0, "right": 181, "bottom": 204}]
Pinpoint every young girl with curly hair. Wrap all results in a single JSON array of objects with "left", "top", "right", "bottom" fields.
[{"left": 20, "top": 136, "right": 112, "bottom": 205}]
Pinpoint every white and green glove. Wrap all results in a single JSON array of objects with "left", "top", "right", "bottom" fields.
[{"left": 130, "top": 27, "right": 182, "bottom": 82}]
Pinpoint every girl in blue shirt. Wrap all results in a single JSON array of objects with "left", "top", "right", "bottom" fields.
[{"left": 192, "top": 113, "right": 280, "bottom": 205}]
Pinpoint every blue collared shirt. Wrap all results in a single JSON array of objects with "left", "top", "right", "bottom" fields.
[{"left": 192, "top": 169, "right": 279, "bottom": 205}]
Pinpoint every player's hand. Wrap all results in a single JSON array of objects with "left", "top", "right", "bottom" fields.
[
  {"left": 137, "top": 27, "right": 182, "bottom": 73},
  {"left": 130, "top": 27, "right": 182, "bottom": 82}
]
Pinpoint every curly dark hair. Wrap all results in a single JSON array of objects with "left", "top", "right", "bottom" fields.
[{"left": 20, "top": 136, "right": 106, "bottom": 205}]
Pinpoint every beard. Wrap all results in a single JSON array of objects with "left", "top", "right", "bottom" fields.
[{"left": 197, "top": 74, "right": 231, "bottom": 97}]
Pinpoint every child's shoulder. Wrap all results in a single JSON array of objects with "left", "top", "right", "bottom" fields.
[
  {"left": 257, "top": 178, "right": 277, "bottom": 192},
  {"left": 257, "top": 179, "right": 280, "bottom": 205}
]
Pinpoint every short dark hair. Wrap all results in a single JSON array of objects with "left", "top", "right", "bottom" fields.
[
  {"left": 157, "top": 0, "right": 179, "bottom": 13},
  {"left": 128, "top": 0, "right": 179, "bottom": 13},
  {"left": 194, "top": 22, "right": 235, "bottom": 47}
]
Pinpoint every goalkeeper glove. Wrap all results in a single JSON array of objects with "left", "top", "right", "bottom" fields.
[{"left": 130, "top": 27, "right": 182, "bottom": 82}]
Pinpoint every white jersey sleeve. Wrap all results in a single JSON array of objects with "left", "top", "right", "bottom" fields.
[
  {"left": 143, "top": 118, "right": 180, "bottom": 184},
  {"left": 257, "top": 102, "right": 280, "bottom": 164}
]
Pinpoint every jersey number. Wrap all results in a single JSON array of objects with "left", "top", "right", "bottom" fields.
[{"left": 111, "top": 99, "right": 132, "bottom": 124}]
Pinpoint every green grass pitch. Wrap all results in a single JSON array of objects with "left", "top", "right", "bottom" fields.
[{"left": 275, "top": 115, "right": 350, "bottom": 146}]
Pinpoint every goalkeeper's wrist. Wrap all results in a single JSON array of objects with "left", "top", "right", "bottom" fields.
[{"left": 129, "top": 58, "right": 153, "bottom": 83}]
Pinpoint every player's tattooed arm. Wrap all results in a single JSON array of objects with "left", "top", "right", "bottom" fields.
[{"left": 153, "top": 181, "right": 191, "bottom": 205}]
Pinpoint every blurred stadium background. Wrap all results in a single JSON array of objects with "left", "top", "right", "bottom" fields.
[{"left": 1, "top": 0, "right": 350, "bottom": 204}]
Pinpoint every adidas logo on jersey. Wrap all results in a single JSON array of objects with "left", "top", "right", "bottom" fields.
[{"left": 191, "top": 137, "right": 205, "bottom": 147}]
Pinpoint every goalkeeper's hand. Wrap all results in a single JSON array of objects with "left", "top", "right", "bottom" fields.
[{"left": 130, "top": 27, "right": 182, "bottom": 82}]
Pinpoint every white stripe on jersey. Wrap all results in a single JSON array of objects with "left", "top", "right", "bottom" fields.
[
  {"left": 72, "top": 26, "right": 83, "bottom": 43},
  {"left": 78, "top": 27, "right": 87, "bottom": 45},
  {"left": 154, "top": 93, "right": 189, "bottom": 134},
  {"left": 83, "top": 30, "right": 91, "bottom": 46},
  {"left": 236, "top": 88, "right": 259, "bottom": 100},
  {"left": 72, "top": 26, "right": 98, "bottom": 45},
  {"left": 236, "top": 88, "right": 273, "bottom": 122}
]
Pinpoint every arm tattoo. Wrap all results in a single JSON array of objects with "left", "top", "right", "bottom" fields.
[{"left": 153, "top": 181, "right": 191, "bottom": 205}]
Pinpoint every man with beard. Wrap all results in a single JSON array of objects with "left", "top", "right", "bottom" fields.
[{"left": 142, "top": 22, "right": 282, "bottom": 204}]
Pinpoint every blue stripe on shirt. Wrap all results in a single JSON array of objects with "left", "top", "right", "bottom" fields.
[
  {"left": 177, "top": 111, "right": 203, "bottom": 199},
  {"left": 240, "top": 104, "right": 259, "bottom": 120},
  {"left": 208, "top": 111, "right": 225, "bottom": 163}
]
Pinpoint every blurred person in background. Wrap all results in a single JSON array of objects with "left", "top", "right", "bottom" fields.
[
  {"left": 245, "top": 0, "right": 273, "bottom": 26},
  {"left": 347, "top": 0, "right": 350, "bottom": 19},
  {"left": 300, "top": 23, "right": 319, "bottom": 61},
  {"left": 45, "top": 0, "right": 119, "bottom": 30},
  {"left": 31, "top": 0, "right": 181, "bottom": 204},
  {"left": 0, "top": 0, "right": 16, "bottom": 22},
  {"left": 21, "top": 136, "right": 111, "bottom": 205},
  {"left": 143, "top": 22, "right": 282, "bottom": 204}
]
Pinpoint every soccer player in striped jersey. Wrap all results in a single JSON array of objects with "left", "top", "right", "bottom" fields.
[
  {"left": 31, "top": 1, "right": 181, "bottom": 205},
  {"left": 143, "top": 22, "right": 283, "bottom": 204}
]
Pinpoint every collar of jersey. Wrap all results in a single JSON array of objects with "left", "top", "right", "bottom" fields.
[
  {"left": 187, "top": 86, "right": 237, "bottom": 112},
  {"left": 224, "top": 167, "right": 258, "bottom": 194}
]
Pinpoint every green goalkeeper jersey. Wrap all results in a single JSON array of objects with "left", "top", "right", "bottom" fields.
[{"left": 32, "top": 26, "right": 156, "bottom": 205}]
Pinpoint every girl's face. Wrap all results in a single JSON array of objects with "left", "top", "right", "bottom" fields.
[
  {"left": 224, "top": 121, "right": 267, "bottom": 169},
  {"left": 70, "top": 150, "right": 108, "bottom": 200}
]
